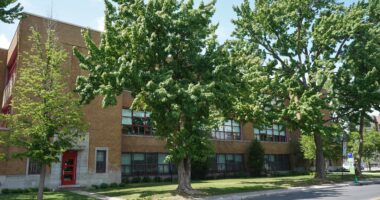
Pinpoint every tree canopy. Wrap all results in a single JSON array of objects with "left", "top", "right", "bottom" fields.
[
  {"left": 232, "top": 0, "right": 369, "bottom": 179},
  {"left": 74, "top": 0, "right": 239, "bottom": 194},
  {"left": 2, "top": 28, "right": 86, "bottom": 200},
  {"left": 0, "top": 0, "right": 23, "bottom": 24}
]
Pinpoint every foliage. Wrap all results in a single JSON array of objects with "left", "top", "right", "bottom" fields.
[
  {"left": 232, "top": 0, "right": 370, "bottom": 178},
  {"left": 191, "top": 159, "right": 209, "bottom": 180},
  {"left": 0, "top": 0, "right": 23, "bottom": 23},
  {"left": 332, "top": 0, "right": 380, "bottom": 175},
  {"left": 1, "top": 28, "right": 86, "bottom": 165},
  {"left": 300, "top": 131, "right": 342, "bottom": 161},
  {"left": 248, "top": 139, "right": 265, "bottom": 176},
  {"left": 348, "top": 131, "right": 380, "bottom": 163},
  {"left": 74, "top": 0, "right": 239, "bottom": 192},
  {"left": 333, "top": 0, "right": 380, "bottom": 125},
  {"left": 0, "top": 28, "right": 86, "bottom": 200}
]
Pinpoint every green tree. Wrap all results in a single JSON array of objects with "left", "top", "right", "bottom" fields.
[
  {"left": 248, "top": 139, "right": 265, "bottom": 176},
  {"left": 348, "top": 131, "right": 380, "bottom": 172},
  {"left": 74, "top": 0, "right": 237, "bottom": 194},
  {"left": 300, "top": 128, "right": 342, "bottom": 170},
  {"left": 233, "top": 0, "right": 366, "bottom": 179},
  {"left": 333, "top": 0, "right": 380, "bottom": 176},
  {"left": 1, "top": 29, "right": 86, "bottom": 200},
  {"left": 0, "top": 0, "right": 23, "bottom": 23}
]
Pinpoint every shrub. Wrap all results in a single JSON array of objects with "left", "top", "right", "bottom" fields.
[
  {"left": 163, "top": 177, "right": 172, "bottom": 182},
  {"left": 142, "top": 176, "right": 151, "bottom": 183},
  {"left": 248, "top": 139, "right": 265, "bottom": 177},
  {"left": 25, "top": 188, "right": 33, "bottom": 193},
  {"left": 131, "top": 177, "right": 141, "bottom": 183},
  {"left": 99, "top": 183, "right": 109, "bottom": 189},
  {"left": 91, "top": 184, "right": 99, "bottom": 189},
  {"left": 191, "top": 159, "right": 209, "bottom": 180},
  {"left": 121, "top": 176, "right": 129, "bottom": 184},
  {"left": 118, "top": 182, "right": 127, "bottom": 187},
  {"left": 43, "top": 187, "right": 51, "bottom": 192},
  {"left": 153, "top": 176, "right": 161, "bottom": 182},
  {"left": 110, "top": 183, "right": 118, "bottom": 188},
  {"left": 1, "top": 188, "right": 10, "bottom": 194},
  {"left": 30, "top": 188, "right": 38, "bottom": 192}
]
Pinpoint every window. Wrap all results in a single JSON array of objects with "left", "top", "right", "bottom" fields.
[
  {"left": 264, "top": 154, "right": 290, "bottom": 171},
  {"left": 121, "top": 153, "right": 176, "bottom": 177},
  {"left": 208, "top": 154, "right": 244, "bottom": 173},
  {"left": 122, "top": 109, "right": 154, "bottom": 135},
  {"left": 96, "top": 150, "right": 107, "bottom": 173},
  {"left": 211, "top": 120, "right": 241, "bottom": 140},
  {"left": 254, "top": 124, "right": 287, "bottom": 142},
  {"left": 28, "top": 159, "right": 41, "bottom": 175}
]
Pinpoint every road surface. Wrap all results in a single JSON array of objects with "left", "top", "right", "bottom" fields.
[{"left": 249, "top": 184, "right": 380, "bottom": 200}]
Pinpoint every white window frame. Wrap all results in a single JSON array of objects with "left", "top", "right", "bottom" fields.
[{"left": 95, "top": 147, "right": 108, "bottom": 174}]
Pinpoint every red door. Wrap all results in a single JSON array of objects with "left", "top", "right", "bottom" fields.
[{"left": 61, "top": 151, "right": 77, "bottom": 185}]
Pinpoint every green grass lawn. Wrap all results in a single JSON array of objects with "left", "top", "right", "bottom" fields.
[
  {"left": 0, "top": 191, "right": 96, "bottom": 200},
  {"left": 93, "top": 172, "right": 380, "bottom": 200}
]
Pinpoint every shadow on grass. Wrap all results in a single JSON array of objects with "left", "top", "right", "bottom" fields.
[
  {"left": 199, "top": 185, "right": 283, "bottom": 196},
  {"left": 0, "top": 192, "right": 93, "bottom": 200},
  {"left": 100, "top": 189, "right": 178, "bottom": 199}
]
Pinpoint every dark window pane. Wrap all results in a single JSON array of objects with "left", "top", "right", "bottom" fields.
[{"left": 96, "top": 150, "right": 106, "bottom": 173}]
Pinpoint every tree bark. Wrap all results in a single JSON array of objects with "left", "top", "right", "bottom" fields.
[
  {"left": 177, "top": 157, "right": 200, "bottom": 195},
  {"left": 357, "top": 112, "right": 365, "bottom": 176},
  {"left": 37, "top": 165, "right": 47, "bottom": 200},
  {"left": 368, "top": 161, "right": 371, "bottom": 172},
  {"left": 314, "top": 132, "right": 326, "bottom": 179}
]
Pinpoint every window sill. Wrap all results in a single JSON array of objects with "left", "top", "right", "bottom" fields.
[{"left": 122, "top": 134, "right": 156, "bottom": 138}]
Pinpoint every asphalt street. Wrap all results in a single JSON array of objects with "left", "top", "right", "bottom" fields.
[{"left": 248, "top": 184, "right": 380, "bottom": 200}]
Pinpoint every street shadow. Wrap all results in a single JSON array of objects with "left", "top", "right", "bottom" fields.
[{"left": 249, "top": 187, "right": 343, "bottom": 200}]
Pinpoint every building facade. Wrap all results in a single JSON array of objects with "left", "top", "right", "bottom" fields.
[{"left": 0, "top": 13, "right": 304, "bottom": 189}]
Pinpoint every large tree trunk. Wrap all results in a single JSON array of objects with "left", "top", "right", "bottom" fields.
[
  {"left": 357, "top": 112, "right": 365, "bottom": 176},
  {"left": 177, "top": 157, "right": 201, "bottom": 195},
  {"left": 314, "top": 132, "right": 326, "bottom": 179},
  {"left": 37, "top": 165, "right": 47, "bottom": 200}
]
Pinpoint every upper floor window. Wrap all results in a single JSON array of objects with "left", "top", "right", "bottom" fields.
[
  {"left": 211, "top": 120, "right": 241, "bottom": 140},
  {"left": 122, "top": 108, "right": 154, "bottom": 135},
  {"left": 254, "top": 124, "right": 287, "bottom": 142}
]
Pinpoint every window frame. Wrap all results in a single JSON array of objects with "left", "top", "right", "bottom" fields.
[
  {"left": 211, "top": 120, "right": 241, "bottom": 140},
  {"left": 121, "top": 152, "right": 176, "bottom": 177},
  {"left": 95, "top": 148, "right": 108, "bottom": 173},
  {"left": 122, "top": 108, "right": 154, "bottom": 136},
  {"left": 264, "top": 154, "right": 290, "bottom": 171},
  {"left": 254, "top": 124, "right": 287, "bottom": 142},
  {"left": 208, "top": 153, "right": 244, "bottom": 173},
  {"left": 27, "top": 158, "right": 41, "bottom": 175}
]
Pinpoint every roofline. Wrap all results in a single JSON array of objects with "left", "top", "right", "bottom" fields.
[{"left": 22, "top": 12, "right": 103, "bottom": 34}]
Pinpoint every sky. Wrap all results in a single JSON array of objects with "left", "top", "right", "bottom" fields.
[
  {"left": 0, "top": 0, "right": 357, "bottom": 49},
  {"left": 0, "top": 0, "right": 246, "bottom": 49}
]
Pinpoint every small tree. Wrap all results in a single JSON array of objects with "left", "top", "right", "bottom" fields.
[
  {"left": 0, "top": 0, "right": 23, "bottom": 23},
  {"left": 348, "top": 131, "right": 380, "bottom": 172},
  {"left": 2, "top": 29, "right": 86, "bottom": 200},
  {"left": 248, "top": 139, "right": 265, "bottom": 176}
]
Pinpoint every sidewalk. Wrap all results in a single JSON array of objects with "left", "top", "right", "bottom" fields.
[
  {"left": 71, "top": 190, "right": 123, "bottom": 200},
  {"left": 201, "top": 179, "right": 380, "bottom": 200}
]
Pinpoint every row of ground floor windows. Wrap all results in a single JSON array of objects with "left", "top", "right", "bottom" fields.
[
  {"left": 26, "top": 152, "right": 290, "bottom": 176},
  {"left": 121, "top": 153, "right": 290, "bottom": 177}
]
